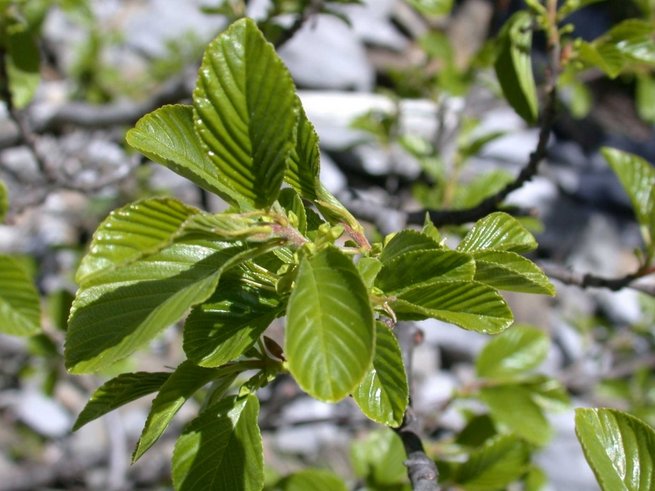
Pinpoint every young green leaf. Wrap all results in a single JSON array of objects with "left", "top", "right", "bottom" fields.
[
  {"left": 172, "top": 395, "right": 263, "bottom": 491},
  {"left": 126, "top": 105, "right": 242, "bottom": 205},
  {"left": 393, "top": 281, "right": 513, "bottom": 334},
  {"left": 7, "top": 21, "right": 41, "bottom": 108},
  {"left": 575, "top": 408, "right": 655, "bottom": 491},
  {"left": 76, "top": 198, "right": 199, "bottom": 285},
  {"left": 278, "top": 470, "right": 349, "bottom": 491},
  {"left": 375, "top": 249, "right": 475, "bottom": 294},
  {"left": 0, "top": 180, "right": 7, "bottom": 223},
  {"left": 66, "top": 240, "right": 267, "bottom": 373},
  {"left": 494, "top": 11, "right": 538, "bottom": 124},
  {"left": 277, "top": 187, "right": 308, "bottom": 235},
  {"left": 455, "top": 434, "right": 530, "bottom": 491},
  {"left": 133, "top": 361, "right": 221, "bottom": 462},
  {"left": 637, "top": 74, "right": 655, "bottom": 124},
  {"left": 351, "top": 429, "right": 408, "bottom": 488},
  {"left": 356, "top": 257, "right": 383, "bottom": 289},
  {"left": 180, "top": 212, "right": 275, "bottom": 242},
  {"left": 457, "top": 212, "right": 537, "bottom": 253},
  {"left": 472, "top": 250, "right": 555, "bottom": 295},
  {"left": 353, "top": 322, "right": 408, "bottom": 427},
  {"left": 284, "top": 101, "right": 321, "bottom": 201},
  {"left": 481, "top": 385, "right": 551, "bottom": 446},
  {"left": 73, "top": 372, "right": 170, "bottom": 431},
  {"left": 183, "top": 277, "right": 280, "bottom": 367},
  {"left": 193, "top": 18, "right": 297, "bottom": 208},
  {"left": 380, "top": 230, "right": 441, "bottom": 264},
  {"left": 602, "top": 147, "right": 655, "bottom": 245},
  {"left": 476, "top": 324, "right": 549, "bottom": 379},
  {"left": 0, "top": 255, "right": 40, "bottom": 336},
  {"left": 286, "top": 246, "right": 375, "bottom": 402}
]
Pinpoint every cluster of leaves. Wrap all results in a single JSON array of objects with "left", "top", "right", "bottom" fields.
[{"left": 61, "top": 17, "right": 562, "bottom": 489}]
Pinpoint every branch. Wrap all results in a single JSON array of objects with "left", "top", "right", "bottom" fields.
[
  {"left": 273, "top": 0, "right": 325, "bottom": 49},
  {"left": 540, "top": 262, "right": 655, "bottom": 296},
  {"left": 408, "top": 10, "right": 561, "bottom": 227}
]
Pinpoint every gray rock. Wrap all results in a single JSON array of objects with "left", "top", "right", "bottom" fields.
[{"left": 15, "top": 389, "right": 73, "bottom": 439}]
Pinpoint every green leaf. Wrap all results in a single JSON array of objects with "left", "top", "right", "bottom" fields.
[
  {"left": 575, "top": 408, "right": 655, "bottom": 491},
  {"left": 73, "top": 372, "right": 170, "bottom": 431},
  {"left": 0, "top": 255, "right": 40, "bottom": 336},
  {"left": 353, "top": 322, "right": 408, "bottom": 427},
  {"left": 481, "top": 385, "right": 551, "bottom": 445},
  {"left": 455, "top": 435, "right": 530, "bottom": 491},
  {"left": 457, "top": 212, "right": 537, "bottom": 253},
  {"left": 126, "top": 105, "right": 241, "bottom": 204},
  {"left": 456, "top": 414, "right": 497, "bottom": 448},
  {"left": 393, "top": 281, "right": 513, "bottom": 334},
  {"left": 180, "top": 212, "right": 276, "bottom": 242},
  {"left": 375, "top": 249, "right": 475, "bottom": 294},
  {"left": 133, "top": 361, "right": 221, "bottom": 462},
  {"left": 452, "top": 170, "right": 514, "bottom": 209},
  {"left": 66, "top": 240, "right": 267, "bottom": 373},
  {"left": 602, "top": 147, "right": 655, "bottom": 245},
  {"left": 7, "top": 22, "right": 41, "bottom": 108},
  {"left": 637, "top": 74, "right": 655, "bottom": 124},
  {"left": 558, "top": 0, "right": 604, "bottom": 19},
  {"left": 284, "top": 102, "right": 321, "bottom": 201},
  {"left": 172, "top": 394, "right": 263, "bottom": 491},
  {"left": 351, "top": 429, "right": 408, "bottom": 487},
  {"left": 286, "top": 246, "right": 375, "bottom": 402},
  {"left": 356, "top": 257, "right": 383, "bottom": 289},
  {"left": 277, "top": 187, "right": 308, "bottom": 235},
  {"left": 523, "top": 375, "right": 570, "bottom": 410},
  {"left": 472, "top": 251, "right": 555, "bottom": 295},
  {"left": 494, "top": 11, "right": 538, "bottom": 124},
  {"left": 183, "top": 277, "right": 280, "bottom": 367},
  {"left": 76, "top": 198, "right": 199, "bottom": 285},
  {"left": 0, "top": 180, "right": 7, "bottom": 223},
  {"left": 380, "top": 230, "right": 441, "bottom": 264},
  {"left": 406, "top": 0, "right": 453, "bottom": 17},
  {"left": 476, "top": 324, "right": 549, "bottom": 379},
  {"left": 193, "top": 18, "right": 297, "bottom": 208},
  {"left": 278, "top": 470, "right": 349, "bottom": 491}
]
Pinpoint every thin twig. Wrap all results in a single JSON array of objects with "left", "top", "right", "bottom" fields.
[
  {"left": 540, "top": 262, "right": 655, "bottom": 296},
  {"left": 273, "top": 0, "right": 325, "bottom": 49}
]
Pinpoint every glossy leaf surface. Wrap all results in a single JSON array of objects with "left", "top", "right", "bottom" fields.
[
  {"left": 193, "top": 18, "right": 297, "bottom": 208},
  {"left": 575, "top": 408, "right": 655, "bottom": 491},
  {"left": 457, "top": 212, "right": 537, "bottom": 253},
  {"left": 380, "top": 230, "right": 441, "bottom": 264},
  {"left": 133, "top": 361, "right": 221, "bottom": 461},
  {"left": 375, "top": 249, "right": 475, "bottom": 293},
  {"left": 285, "top": 102, "right": 321, "bottom": 200},
  {"left": 0, "top": 255, "right": 40, "bottom": 336},
  {"left": 353, "top": 323, "right": 408, "bottom": 426},
  {"left": 286, "top": 247, "right": 374, "bottom": 401},
  {"left": 472, "top": 251, "right": 555, "bottom": 295},
  {"left": 172, "top": 395, "right": 263, "bottom": 491},
  {"left": 66, "top": 241, "right": 256, "bottom": 373},
  {"left": 73, "top": 372, "right": 169, "bottom": 431},
  {"left": 184, "top": 278, "right": 280, "bottom": 367},
  {"left": 393, "top": 281, "right": 513, "bottom": 334},
  {"left": 476, "top": 325, "right": 549, "bottom": 379},
  {"left": 494, "top": 11, "right": 538, "bottom": 123},
  {"left": 76, "top": 198, "right": 198, "bottom": 285},
  {"left": 126, "top": 105, "right": 239, "bottom": 203}
]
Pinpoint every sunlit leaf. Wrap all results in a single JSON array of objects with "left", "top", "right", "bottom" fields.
[
  {"left": 0, "top": 255, "right": 40, "bottom": 336},
  {"left": 126, "top": 105, "right": 241, "bottom": 204},
  {"left": 183, "top": 277, "right": 280, "bottom": 367},
  {"left": 193, "top": 18, "right": 297, "bottom": 208},
  {"left": 76, "top": 198, "right": 199, "bottom": 285},
  {"left": 351, "top": 429, "right": 408, "bottom": 487},
  {"left": 576, "top": 408, "right": 655, "bottom": 491},
  {"left": 472, "top": 250, "right": 555, "bottom": 295},
  {"left": 73, "top": 372, "right": 169, "bottom": 431},
  {"left": 66, "top": 240, "right": 271, "bottom": 373},
  {"left": 380, "top": 230, "right": 441, "bottom": 264},
  {"left": 353, "top": 322, "right": 408, "bottom": 427},
  {"left": 393, "top": 281, "right": 513, "bottom": 334},
  {"left": 376, "top": 249, "right": 475, "bottom": 294},
  {"left": 277, "top": 187, "right": 308, "bottom": 235},
  {"left": 286, "top": 247, "right": 375, "bottom": 402},
  {"left": 133, "top": 361, "right": 221, "bottom": 462},
  {"left": 494, "top": 11, "right": 538, "bottom": 124},
  {"left": 457, "top": 212, "right": 537, "bottom": 253},
  {"left": 172, "top": 395, "right": 263, "bottom": 491},
  {"left": 285, "top": 102, "right": 321, "bottom": 201},
  {"left": 476, "top": 325, "right": 549, "bottom": 379}
]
